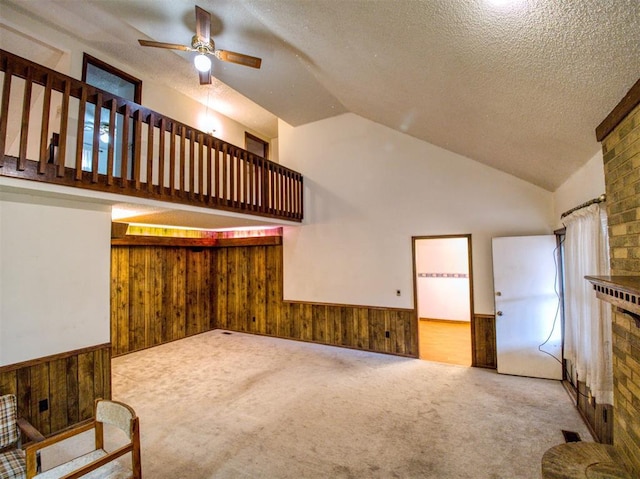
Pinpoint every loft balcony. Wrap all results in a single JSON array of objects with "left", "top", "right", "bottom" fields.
[{"left": 0, "top": 49, "right": 303, "bottom": 222}]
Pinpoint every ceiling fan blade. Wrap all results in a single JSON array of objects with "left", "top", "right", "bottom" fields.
[
  {"left": 195, "top": 5, "right": 211, "bottom": 43},
  {"left": 199, "top": 68, "right": 212, "bottom": 85},
  {"left": 215, "top": 50, "right": 262, "bottom": 69},
  {"left": 138, "top": 39, "right": 193, "bottom": 52}
]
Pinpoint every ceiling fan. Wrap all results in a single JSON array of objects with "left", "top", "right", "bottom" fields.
[{"left": 138, "top": 5, "right": 262, "bottom": 85}]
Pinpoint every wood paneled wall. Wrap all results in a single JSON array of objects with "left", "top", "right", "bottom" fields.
[
  {"left": 0, "top": 344, "right": 111, "bottom": 435},
  {"left": 577, "top": 380, "right": 614, "bottom": 445},
  {"left": 111, "top": 247, "right": 214, "bottom": 356},
  {"left": 111, "top": 243, "right": 418, "bottom": 357},
  {"left": 471, "top": 313, "right": 496, "bottom": 369}
]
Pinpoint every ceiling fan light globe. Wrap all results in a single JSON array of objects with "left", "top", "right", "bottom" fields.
[{"left": 194, "top": 54, "right": 211, "bottom": 72}]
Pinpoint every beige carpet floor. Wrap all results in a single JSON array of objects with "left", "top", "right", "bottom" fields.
[{"left": 42, "top": 330, "right": 592, "bottom": 478}]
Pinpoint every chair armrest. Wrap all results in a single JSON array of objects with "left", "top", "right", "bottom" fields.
[
  {"left": 25, "top": 420, "right": 96, "bottom": 454},
  {"left": 24, "top": 420, "right": 96, "bottom": 479},
  {"left": 58, "top": 443, "right": 133, "bottom": 479},
  {"left": 17, "top": 417, "right": 45, "bottom": 444}
]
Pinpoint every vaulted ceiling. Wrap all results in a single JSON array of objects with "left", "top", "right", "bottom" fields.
[{"left": 3, "top": 0, "right": 640, "bottom": 191}]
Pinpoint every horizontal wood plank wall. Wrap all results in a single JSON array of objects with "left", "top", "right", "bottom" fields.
[
  {"left": 471, "top": 313, "right": 496, "bottom": 369},
  {"left": 0, "top": 344, "right": 111, "bottom": 435},
  {"left": 112, "top": 243, "right": 418, "bottom": 357}
]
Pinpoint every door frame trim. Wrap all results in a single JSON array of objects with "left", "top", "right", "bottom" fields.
[{"left": 411, "top": 234, "right": 475, "bottom": 363}]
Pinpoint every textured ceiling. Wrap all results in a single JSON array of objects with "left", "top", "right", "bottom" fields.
[{"left": 3, "top": 0, "right": 640, "bottom": 191}]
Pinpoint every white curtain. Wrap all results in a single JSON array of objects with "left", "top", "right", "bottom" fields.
[{"left": 563, "top": 204, "right": 613, "bottom": 404}]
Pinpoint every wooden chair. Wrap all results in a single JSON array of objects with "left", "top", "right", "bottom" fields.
[
  {"left": 24, "top": 399, "right": 141, "bottom": 479},
  {"left": 0, "top": 394, "right": 44, "bottom": 479}
]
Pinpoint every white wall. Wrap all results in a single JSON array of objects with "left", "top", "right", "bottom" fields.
[
  {"left": 279, "top": 114, "right": 554, "bottom": 314},
  {"left": 416, "top": 238, "right": 470, "bottom": 321},
  {"left": 552, "top": 150, "right": 605, "bottom": 228},
  {"left": 0, "top": 192, "right": 111, "bottom": 366}
]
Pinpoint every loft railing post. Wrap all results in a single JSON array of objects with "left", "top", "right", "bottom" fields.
[
  {"left": 169, "top": 121, "right": 176, "bottom": 196},
  {"left": 0, "top": 63, "right": 12, "bottom": 167},
  {"left": 198, "top": 133, "right": 204, "bottom": 201},
  {"left": 56, "top": 80, "right": 70, "bottom": 177},
  {"left": 158, "top": 118, "right": 166, "bottom": 194},
  {"left": 120, "top": 104, "right": 130, "bottom": 187},
  {"left": 106, "top": 99, "right": 116, "bottom": 185},
  {"left": 38, "top": 73, "right": 53, "bottom": 173},
  {"left": 179, "top": 124, "right": 186, "bottom": 196},
  {"left": 91, "top": 92, "right": 102, "bottom": 183},
  {"left": 188, "top": 128, "right": 195, "bottom": 198},
  {"left": 133, "top": 108, "right": 142, "bottom": 190},
  {"left": 75, "top": 85, "right": 87, "bottom": 179},
  {"left": 18, "top": 66, "right": 33, "bottom": 171},
  {"left": 146, "top": 113, "right": 155, "bottom": 192}
]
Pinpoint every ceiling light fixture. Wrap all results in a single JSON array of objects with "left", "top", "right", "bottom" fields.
[{"left": 194, "top": 53, "right": 211, "bottom": 72}]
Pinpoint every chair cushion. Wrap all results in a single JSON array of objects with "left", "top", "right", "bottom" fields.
[
  {"left": 0, "top": 396, "right": 19, "bottom": 449},
  {"left": 34, "top": 449, "right": 132, "bottom": 479},
  {"left": 0, "top": 448, "right": 26, "bottom": 479}
]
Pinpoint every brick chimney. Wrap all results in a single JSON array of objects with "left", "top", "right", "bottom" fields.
[{"left": 597, "top": 78, "right": 640, "bottom": 475}]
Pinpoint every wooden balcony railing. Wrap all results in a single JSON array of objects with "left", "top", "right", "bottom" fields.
[{"left": 0, "top": 49, "right": 303, "bottom": 222}]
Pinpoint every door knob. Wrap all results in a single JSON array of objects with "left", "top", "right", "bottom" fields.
[{"left": 496, "top": 311, "right": 503, "bottom": 316}]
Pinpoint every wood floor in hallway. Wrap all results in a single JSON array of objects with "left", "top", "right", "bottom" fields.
[{"left": 419, "top": 318, "right": 471, "bottom": 366}]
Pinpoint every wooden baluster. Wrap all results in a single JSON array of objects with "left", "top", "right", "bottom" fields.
[
  {"left": 288, "top": 171, "right": 294, "bottom": 217},
  {"left": 38, "top": 73, "right": 53, "bottom": 173},
  {"left": 56, "top": 80, "right": 70, "bottom": 177},
  {"left": 237, "top": 150, "right": 243, "bottom": 207},
  {"left": 278, "top": 167, "right": 284, "bottom": 214},
  {"left": 133, "top": 109, "right": 142, "bottom": 190},
  {"left": 300, "top": 174, "right": 305, "bottom": 219},
  {"left": 188, "top": 129, "right": 195, "bottom": 197},
  {"left": 206, "top": 136, "right": 213, "bottom": 204},
  {"left": 147, "top": 113, "right": 154, "bottom": 192},
  {"left": 91, "top": 92, "right": 102, "bottom": 183},
  {"left": 297, "top": 174, "right": 303, "bottom": 219},
  {"left": 283, "top": 169, "right": 289, "bottom": 217},
  {"left": 0, "top": 64, "right": 12, "bottom": 167},
  {"left": 169, "top": 122, "right": 176, "bottom": 196},
  {"left": 18, "top": 66, "right": 33, "bottom": 171},
  {"left": 214, "top": 140, "right": 221, "bottom": 203},
  {"left": 242, "top": 150, "right": 248, "bottom": 207},
  {"left": 228, "top": 146, "right": 234, "bottom": 205},
  {"left": 198, "top": 133, "right": 204, "bottom": 201},
  {"left": 179, "top": 125, "right": 186, "bottom": 195},
  {"left": 120, "top": 104, "right": 130, "bottom": 187},
  {"left": 74, "top": 85, "right": 87, "bottom": 179},
  {"left": 248, "top": 153, "right": 254, "bottom": 210},
  {"left": 224, "top": 145, "right": 234, "bottom": 204},
  {"left": 269, "top": 163, "right": 275, "bottom": 213},
  {"left": 260, "top": 159, "right": 269, "bottom": 213},
  {"left": 158, "top": 118, "right": 166, "bottom": 194},
  {"left": 106, "top": 99, "right": 116, "bottom": 186}
]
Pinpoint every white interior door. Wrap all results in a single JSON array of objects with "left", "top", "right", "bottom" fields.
[{"left": 492, "top": 236, "right": 562, "bottom": 379}]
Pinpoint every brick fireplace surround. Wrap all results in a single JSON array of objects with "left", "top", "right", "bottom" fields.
[{"left": 598, "top": 78, "right": 640, "bottom": 475}]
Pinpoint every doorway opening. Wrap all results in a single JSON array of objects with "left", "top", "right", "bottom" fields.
[{"left": 412, "top": 235, "right": 473, "bottom": 366}]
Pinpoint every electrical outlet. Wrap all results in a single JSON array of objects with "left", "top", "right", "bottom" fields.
[
  {"left": 396, "top": 290, "right": 401, "bottom": 296},
  {"left": 385, "top": 331, "right": 390, "bottom": 338},
  {"left": 39, "top": 399, "right": 49, "bottom": 412}
]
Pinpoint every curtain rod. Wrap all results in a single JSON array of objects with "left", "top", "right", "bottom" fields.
[{"left": 560, "top": 194, "right": 606, "bottom": 219}]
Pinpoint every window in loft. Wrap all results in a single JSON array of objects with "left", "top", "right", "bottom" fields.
[{"left": 80, "top": 53, "right": 142, "bottom": 176}]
